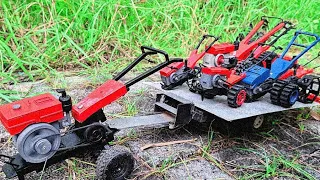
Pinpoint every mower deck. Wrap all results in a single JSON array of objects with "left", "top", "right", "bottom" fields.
[{"left": 145, "top": 82, "right": 319, "bottom": 121}]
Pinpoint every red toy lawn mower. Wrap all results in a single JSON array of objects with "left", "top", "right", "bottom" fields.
[
  {"left": 191, "top": 31, "right": 320, "bottom": 108},
  {"left": 0, "top": 46, "right": 182, "bottom": 180},
  {"left": 159, "top": 16, "right": 294, "bottom": 90}
]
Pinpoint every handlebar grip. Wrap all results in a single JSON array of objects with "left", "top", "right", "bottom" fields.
[
  {"left": 203, "top": 34, "right": 219, "bottom": 40},
  {"left": 141, "top": 46, "right": 169, "bottom": 61}
]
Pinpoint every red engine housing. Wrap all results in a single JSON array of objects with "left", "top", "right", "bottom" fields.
[
  {"left": 206, "top": 43, "right": 235, "bottom": 55},
  {"left": 0, "top": 93, "right": 64, "bottom": 135}
]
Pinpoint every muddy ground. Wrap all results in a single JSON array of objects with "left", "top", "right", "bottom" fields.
[{"left": 1, "top": 76, "right": 320, "bottom": 180}]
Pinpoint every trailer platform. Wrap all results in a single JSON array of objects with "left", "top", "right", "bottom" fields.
[{"left": 144, "top": 82, "right": 319, "bottom": 122}]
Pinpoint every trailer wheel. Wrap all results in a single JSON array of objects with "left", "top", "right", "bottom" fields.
[
  {"left": 227, "top": 85, "right": 247, "bottom": 108},
  {"left": 96, "top": 146, "right": 134, "bottom": 180},
  {"left": 270, "top": 80, "right": 287, "bottom": 105},
  {"left": 279, "top": 83, "right": 299, "bottom": 108},
  {"left": 248, "top": 115, "right": 264, "bottom": 129}
]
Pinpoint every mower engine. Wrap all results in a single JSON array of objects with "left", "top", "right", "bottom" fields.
[
  {"left": 202, "top": 43, "right": 236, "bottom": 68},
  {"left": 0, "top": 93, "right": 66, "bottom": 163},
  {"left": 200, "top": 67, "right": 231, "bottom": 90}
]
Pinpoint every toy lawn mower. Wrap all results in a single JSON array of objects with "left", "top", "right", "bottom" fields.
[
  {"left": 160, "top": 16, "right": 294, "bottom": 90},
  {"left": 193, "top": 31, "right": 320, "bottom": 108}
]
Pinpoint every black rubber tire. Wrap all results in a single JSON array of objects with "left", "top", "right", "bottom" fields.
[
  {"left": 279, "top": 83, "right": 299, "bottom": 108},
  {"left": 270, "top": 80, "right": 288, "bottom": 105},
  {"left": 203, "top": 91, "right": 215, "bottom": 99},
  {"left": 297, "top": 75, "right": 320, "bottom": 103},
  {"left": 96, "top": 146, "right": 134, "bottom": 180},
  {"left": 227, "top": 85, "right": 247, "bottom": 108}
]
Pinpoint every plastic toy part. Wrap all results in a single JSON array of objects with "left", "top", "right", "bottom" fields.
[
  {"left": 205, "top": 43, "right": 235, "bottom": 55},
  {"left": 72, "top": 80, "right": 127, "bottom": 122},
  {"left": 0, "top": 93, "right": 63, "bottom": 135},
  {"left": 16, "top": 123, "right": 61, "bottom": 163}
]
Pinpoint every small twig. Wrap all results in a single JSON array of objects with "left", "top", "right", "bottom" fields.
[
  {"left": 310, "top": 110, "right": 320, "bottom": 120},
  {"left": 140, "top": 138, "right": 197, "bottom": 151},
  {"left": 133, "top": 155, "right": 154, "bottom": 171}
]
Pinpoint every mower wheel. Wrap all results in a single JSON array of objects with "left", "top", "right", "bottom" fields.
[
  {"left": 297, "top": 75, "right": 320, "bottom": 103},
  {"left": 227, "top": 85, "right": 247, "bottom": 108},
  {"left": 279, "top": 83, "right": 299, "bottom": 108},
  {"left": 270, "top": 80, "right": 288, "bottom": 105},
  {"left": 96, "top": 145, "right": 134, "bottom": 180}
]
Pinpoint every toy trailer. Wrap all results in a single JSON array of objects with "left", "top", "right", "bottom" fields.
[{"left": 142, "top": 82, "right": 320, "bottom": 131}]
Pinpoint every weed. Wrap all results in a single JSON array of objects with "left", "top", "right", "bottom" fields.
[
  {"left": 297, "top": 122, "right": 305, "bottom": 133},
  {"left": 239, "top": 147, "right": 317, "bottom": 180},
  {"left": 123, "top": 97, "right": 138, "bottom": 116}
]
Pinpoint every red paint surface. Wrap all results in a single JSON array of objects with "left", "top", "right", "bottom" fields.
[
  {"left": 72, "top": 80, "right": 127, "bottom": 122},
  {"left": 201, "top": 67, "right": 231, "bottom": 76},
  {"left": 308, "top": 94, "right": 320, "bottom": 103},
  {"left": 236, "top": 90, "right": 247, "bottom": 106},
  {"left": 227, "top": 73, "right": 246, "bottom": 86},
  {"left": 279, "top": 66, "right": 314, "bottom": 80},
  {"left": 236, "top": 22, "right": 286, "bottom": 61},
  {"left": 160, "top": 62, "right": 184, "bottom": 77},
  {"left": 206, "top": 43, "right": 235, "bottom": 55},
  {"left": 186, "top": 50, "right": 206, "bottom": 68},
  {"left": 0, "top": 93, "right": 63, "bottom": 135}
]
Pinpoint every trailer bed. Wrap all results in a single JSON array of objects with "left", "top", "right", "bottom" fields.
[{"left": 145, "top": 82, "right": 319, "bottom": 121}]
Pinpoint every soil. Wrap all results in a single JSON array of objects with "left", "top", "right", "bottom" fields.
[{"left": 1, "top": 76, "right": 320, "bottom": 180}]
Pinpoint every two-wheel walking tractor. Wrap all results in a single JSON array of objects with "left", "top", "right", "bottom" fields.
[{"left": 0, "top": 46, "right": 183, "bottom": 180}]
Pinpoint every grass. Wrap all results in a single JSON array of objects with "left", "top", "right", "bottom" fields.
[
  {"left": 239, "top": 147, "right": 317, "bottom": 180},
  {"left": 1, "top": 0, "right": 320, "bottom": 87}
]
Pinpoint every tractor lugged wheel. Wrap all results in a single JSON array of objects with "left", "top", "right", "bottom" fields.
[
  {"left": 96, "top": 145, "right": 134, "bottom": 180},
  {"left": 227, "top": 85, "right": 247, "bottom": 108},
  {"left": 270, "top": 80, "right": 288, "bottom": 105},
  {"left": 279, "top": 83, "right": 299, "bottom": 108}
]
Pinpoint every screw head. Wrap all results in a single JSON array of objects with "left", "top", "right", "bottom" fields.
[{"left": 12, "top": 104, "right": 21, "bottom": 110}]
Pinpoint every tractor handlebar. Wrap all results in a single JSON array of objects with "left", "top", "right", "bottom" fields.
[{"left": 141, "top": 46, "right": 170, "bottom": 62}]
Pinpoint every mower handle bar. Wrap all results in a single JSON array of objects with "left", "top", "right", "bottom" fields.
[
  {"left": 261, "top": 16, "right": 284, "bottom": 23},
  {"left": 195, "top": 34, "right": 220, "bottom": 51},
  {"left": 114, "top": 46, "right": 177, "bottom": 82},
  {"left": 294, "top": 30, "right": 320, "bottom": 39},
  {"left": 141, "top": 46, "right": 169, "bottom": 62}
]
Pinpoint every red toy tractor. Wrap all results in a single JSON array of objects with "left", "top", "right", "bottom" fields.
[{"left": 0, "top": 46, "right": 182, "bottom": 180}]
